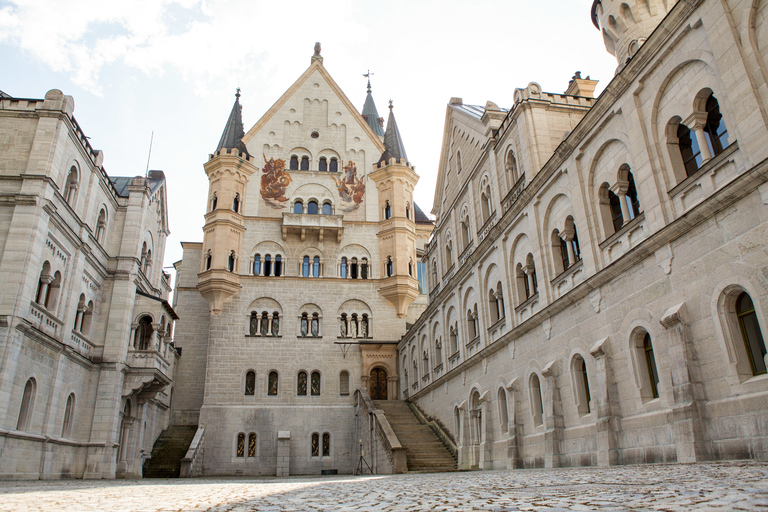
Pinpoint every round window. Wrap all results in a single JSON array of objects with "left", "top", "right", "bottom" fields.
[{"left": 310, "top": 131, "right": 319, "bottom": 139}]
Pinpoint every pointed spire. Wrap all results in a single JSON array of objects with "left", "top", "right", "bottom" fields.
[
  {"left": 377, "top": 101, "right": 408, "bottom": 166},
  {"left": 216, "top": 88, "right": 251, "bottom": 158},
  {"left": 361, "top": 71, "right": 385, "bottom": 137}
]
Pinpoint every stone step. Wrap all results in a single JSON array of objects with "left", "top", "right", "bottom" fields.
[{"left": 143, "top": 425, "right": 198, "bottom": 478}]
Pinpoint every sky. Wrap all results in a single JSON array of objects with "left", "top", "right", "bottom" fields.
[{"left": 0, "top": 0, "right": 618, "bottom": 274}]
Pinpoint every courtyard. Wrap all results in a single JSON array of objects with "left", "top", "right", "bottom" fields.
[{"left": 0, "top": 461, "right": 766, "bottom": 511}]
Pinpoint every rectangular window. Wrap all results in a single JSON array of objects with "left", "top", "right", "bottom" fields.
[{"left": 417, "top": 261, "right": 426, "bottom": 294}]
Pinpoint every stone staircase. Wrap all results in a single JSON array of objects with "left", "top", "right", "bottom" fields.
[
  {"left": 374, "top": 400, "right": 457, "bottom": 472},
  {"left": 143, "top": 425, "right": 198, "bottom": 478}
]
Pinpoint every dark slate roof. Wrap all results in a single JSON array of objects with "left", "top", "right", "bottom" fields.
[
  {"left": 361, "top": 91, "right": 385, "bottom": 137},
  {"left": 414, "top": 203, "right": 433, "bottom": 224},
  {"left": 377, "top": 107, "right": 408, "bottom": 165},
  {"left": 109, "top": 172, "right": 165, "bottom": 197},
  {"left": 0, "top": 90, "right": 11, "bottom": 99},
  {"left": 216, "top": 91, "right": 251, "bottom": 158}
]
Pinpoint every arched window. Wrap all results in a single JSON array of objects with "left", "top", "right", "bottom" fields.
[
  {"left": 481, "top": 185, "right": 492, "bottom": 222},
  {"left": 245, "top": 370, "right": 255, "bottom": 395},
  {"left": 248, "top": 433, "right": 257, "bottom": 457},
  {"left": 17, "top": 378, "right": 36, "bottom": 431},
  {"left": 134, "top": 316, "right": 153, "bottom": 350},
  {"left": 311, "top": 371, "right": 321, "bottom": 395},
  {"left": 294, "top": 201, "right": 303, "bottom": 214},
  {"left": 260, "top": 312, "right": 269, "bottom": 336},
  {"left": 340, "top": 257, "right": 347, "bottom": 278},
  {"left": 405, "top": 205, "right": 410, "bottom": 220},
  {"left": 302, "top": 256, "right": 310, "bottom": 277},
  {"left": 489, "top": 288, "right": 501, "bottom": 323},
  {"left": 311, "top": 433, "right": 319, "bottom": 456},
  {"left": 228, "top": 251, "right": 236, "bottom": 272},
  {"left": 63, "top": 165, "right": 78, "bottom": 204},
  {"left": 204, "top": 251, "right": 212, "bottom": 270},
  {"left": 530, "top": 374, "right": 543, "bottom": 427},
  {"left": 703, "top": 93, "right": 729, "bottom": 156},
  {"left": 250, "top": 312, "right": 259, "bottom": 335},
  {"left": 572, "top": 355, "right": 591, "bottom": 416},
  {"left": 608, "top": 189, "right": 623, "bottom": 233},
  {"left": 313, "top": 256, "right": 320, "bottom": 277},
  {"left": 339, "top": 370, "right": 350, "bottom": 396},
  {"left": 516, "top": 263, "right": 529, "bottom": 301},
  {"left": 264, "top": 255, "right": 272, "bottom": 276},
  {"left": 435, "top": 337, "right": 442, "bottom": 367},
  {"left": 624, "top": 171, "right": 641, "bottom": 220},
  {"left": 144, "top": 249, "right": 152, "bottom": 275},
  {"left": 454, "top": 406, "right": 461, "bottom": 439},
  {"left": 290, "top": 156, "right": 299, "bottom": 170},
  {"left": 506, "top": 150, "right": 517, "bottom": 181},
  {"left": 384, "top": 201, "right": 391, "bottom": 220},
  {"left": 35, "top": 261, "right": 51, "bottom": 305},
  {"left": 497, "top": 388, "right": 509, "bottom": 432},
  {"left": 236, "top": 433, "right": 245, "bottom": 457},
  {"left": 297, "top": 371, "right": 307, "bottom": 396},
  {"left": 527, "top": 254, "right": 538, "bottom": 295},
  {"left": 461, "top": 217, "right": 470, "bottom": 250},
  {"left": 210, "top": 193, "right": 218, "bottom": 211},
  {"left": 61, "top": 393, "right": 75, "bottom": 438},
  {"left": 96, "top": 209, "right": 107, "bottom": 244},
  {"left": 268, "top": 371, "right": 278, "bottom": 395},
  {"left": 300, "top": 156, "right": 309, "bottom": 170},
  {"left": 456, "top": 151, "right": 462, "bottom": 174},
  {"left": 329, "top": 158, "right": 338, "bottom": 172},
  {"left": 468, "top": 307, "right": 478, "bottom": 339},
  {"left": 361, "top": 258, "right": 368, "bottom": 279},
  {"left": 253, "top": 254, "right": 261, "bottom": 276},
  {"left": 319, "top": 157, "right": 328, "bottom": 172},
  {"left": 322, "top": 432, "right": 330, "bottom": 456},
  {"left": 311, "top": 313, "right": 320, "bottom": 337},
  {"left": 350, "top": 258, "right": 358, "bottom": 279},
  {"left": 445, "top": 240, "right": 453, "bottom": 269},
  {"left": 677, "top": 123, "right": 702, "bottom": 176},
  {"left": 322, "top": 202, "right": 332, "bottom": 215},
  {"left": 307, "top": 201, "right": 318, "bottom": 215},
  {"left": 340, "top": 313, "right": 348, "bottom": 338},
  {"left": 643, "top": 333, "right": 660, "bottom": 399},
  {"left": 552, "top": 229, "right": 568, "bottom": 275},
  {"left": 271, "top": 312, "right": 280, "bottom": 336},
  {"left": 736, "top": 292, "right": 767, "bottom": 375},
  {"left": 232, "top": 193, "right": 240, "bottom": 213},
  {"left": 274, "top": 255, "right": 282, "bottom": 276},
  {"left": 300, "top": 313, "right": 309, "bottom": 336},
  {"left": 81, "top": 300, "right": 94, "bottom": 336},
  {"left": 386, "top": 257, "right": 393, "bottom": 277},
  {"left": 449, "top": 326, "right": 458, "bottom": 355}
]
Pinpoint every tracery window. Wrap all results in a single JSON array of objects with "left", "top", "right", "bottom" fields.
[
  {"left": 245, "top": 370, "right": 255, "bottom": 395},
  {"left": 268, "top": 371, "right": 278, "bottom": 395},
  {"left": 297, "top": 371, "right": 307, "bottom": 396},
  {"left": 322, "top": 432, "right": 330, "bottom": 456},
  {"left": 63, "top": 165, "right": 79, "bottom": 205},
  {"left": 311, "top": 371, "right": 321, "bottom": 396},
  {"left": 248, "top": 433, "right": 257, "bottom": 457},
  {"left": 236, "top": 433, "right": 245, "bottom": 457},
  {"left": 311, "top": 433, "right": 319, "bottom": 456}
]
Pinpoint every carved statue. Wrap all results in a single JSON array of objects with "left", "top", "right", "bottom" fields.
[
  {"left": 314, "top": 42, "right": 321, "bottom": 56},
  {"left": 250, "top": 315, "right": 258, "bottom": 336},
  {"left": 311, "top": 317, "right": 319, "bottom": 337},
  {"left": 301, "top": 316, "right": 308, "bottom": 337},
  {"left": 340, "top": 318, "right": 347, "bottom": 338}
]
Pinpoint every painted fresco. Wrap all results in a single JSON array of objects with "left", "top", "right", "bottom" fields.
[
  {"left": 335, "top": 160, "right": 365, "bottom": 211},
  {"left": 260, "top": 156, "right": 292, "bottom": 208}
]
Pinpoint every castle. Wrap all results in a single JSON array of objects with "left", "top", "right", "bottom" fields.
[{"left": 1, "top": 0, "right": 767, "bottom": 480}]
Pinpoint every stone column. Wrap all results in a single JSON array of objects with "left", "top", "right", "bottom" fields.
[
  {"left": 689, "top": 113, "right": 713, "bottom": 163},
  {"left": 151, "top": 323, "right": 163, "bottom": 350},
  {"left": 74, "top": 306, "right": 85, "bottom": 332},
  {"left": 505, "top": 379, "right": 523, "bottom": 469},
  {"left": 37, "top": 275, "right": 52, "bottom": 304},
  {"left": 387, "top": 376, "right": 398, "bottom": 401},
  {"left": 541, "top": 360, "right": 563, "bottom": 468},
  {"left": 611, "top": 181, "right": 630, "bottom": 225},
  {"left": 276, "top": 431, "right": 291, "bottom": 477},
  {"left": 524, "top": 265, "right": 536, "bottom": 296},
  {"left": 661, "top": 302, "right": 708, "bottom": 462},
  {"left": 266, "top": 314, "right": 273, "bottom": 336},
  {"left": 590, "top": 338, "right": 619, "bottom": 466},
  {"left": 478, "top": 391, "right": 493, "bottom": 470},
  {"left": 457, "top": 400, "right": 469, "bottom": 469},
  {"left": 560, "top": 227, "right": 576, "bottom": 265}
]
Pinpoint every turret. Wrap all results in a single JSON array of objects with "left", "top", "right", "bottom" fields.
[
  {"left": 591, "top": 0, "right": 674, "bottom": 66},
  {"left": 197, "top": 89, "right": 258, "bottom": 314},
  {"left": 361, "top": 74, "right": 385, "bottom": 138},
  {"left": 369, "top": 102, "right": 420, "bottom": 318}
]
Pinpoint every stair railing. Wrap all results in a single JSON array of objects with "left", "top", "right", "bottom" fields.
[
  {"left": 356, "top": 389, "right": 408, "bottom": 473},
  {"left": 406, "top": 401, "right": 458, "bottom": 462},
  {"left": 180, "top": 426, "right": 205, "bottom": 478}
]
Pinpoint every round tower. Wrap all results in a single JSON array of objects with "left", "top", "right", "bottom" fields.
[{"left": 591, "top": 0, "right": 675, "bottom": 65}]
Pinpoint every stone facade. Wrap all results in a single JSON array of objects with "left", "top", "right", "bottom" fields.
[
  {"left": 0, "top": 90, "right": 176, "bottom": 479},
  {"left": 400, "top": 0, "right": 768, "bottom": 470},
  {"left": 171, "top": 50, "right": 433, "bottom": 476}
]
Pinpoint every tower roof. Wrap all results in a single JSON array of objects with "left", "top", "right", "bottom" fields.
[
  {"left": 361, "top": 78, "right": 385, "bottom": 137},
  {"left": 377, "top": 102, "right": 408, "bottom": 165},
  {"left": 216, "top": 89, "right": 251, "bottom": 158}
]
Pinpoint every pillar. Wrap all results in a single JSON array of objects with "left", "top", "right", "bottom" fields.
[
  {"left": 505, "top": 379, "right": 523, "bottom": 469},
  {"left": 590, "top": 338, "right": 619, "bottom": 466},
  {"left": 541, "top": 360, "right": 563, "bottom": 468}
]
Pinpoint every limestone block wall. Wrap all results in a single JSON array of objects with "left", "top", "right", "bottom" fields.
[{"left": 406, "top": 0, "right": 768, "bottom": 470}]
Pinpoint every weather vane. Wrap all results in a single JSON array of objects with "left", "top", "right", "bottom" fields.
[
  {"left": 388, "top": 99, "right": 393, "bottom": 111},
  {"left": 363, "top": 70, "right": 374, "bottom": 92}
]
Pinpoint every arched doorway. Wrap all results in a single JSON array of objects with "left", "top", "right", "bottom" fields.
[{"left": 369, "top": 367, "right": 388, "bottom": 400}]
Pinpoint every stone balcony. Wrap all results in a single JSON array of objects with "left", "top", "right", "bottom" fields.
[
  {"left": 123, "top": 348, "right": 172, "bottom": 401},
  {"left": 281, "top": 212, "right": 343, "bottom": 242},
  {"left": 29, "top": 301, "right": 63, "bottom": 340}
]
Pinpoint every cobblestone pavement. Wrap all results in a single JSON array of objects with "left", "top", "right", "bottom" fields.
[{"left": 1, "top": 461, "right": 767, "bottom": 511}]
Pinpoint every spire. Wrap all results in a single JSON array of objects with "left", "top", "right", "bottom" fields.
[
  {"left": 377, "top": 101, "right": 408, "bottom": 165},
  {"left": 216, "top": 88, "right": 251, "bottom": 158},
  {"left": 361, "top": 70, "right": 385, "bottom": 137}
]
